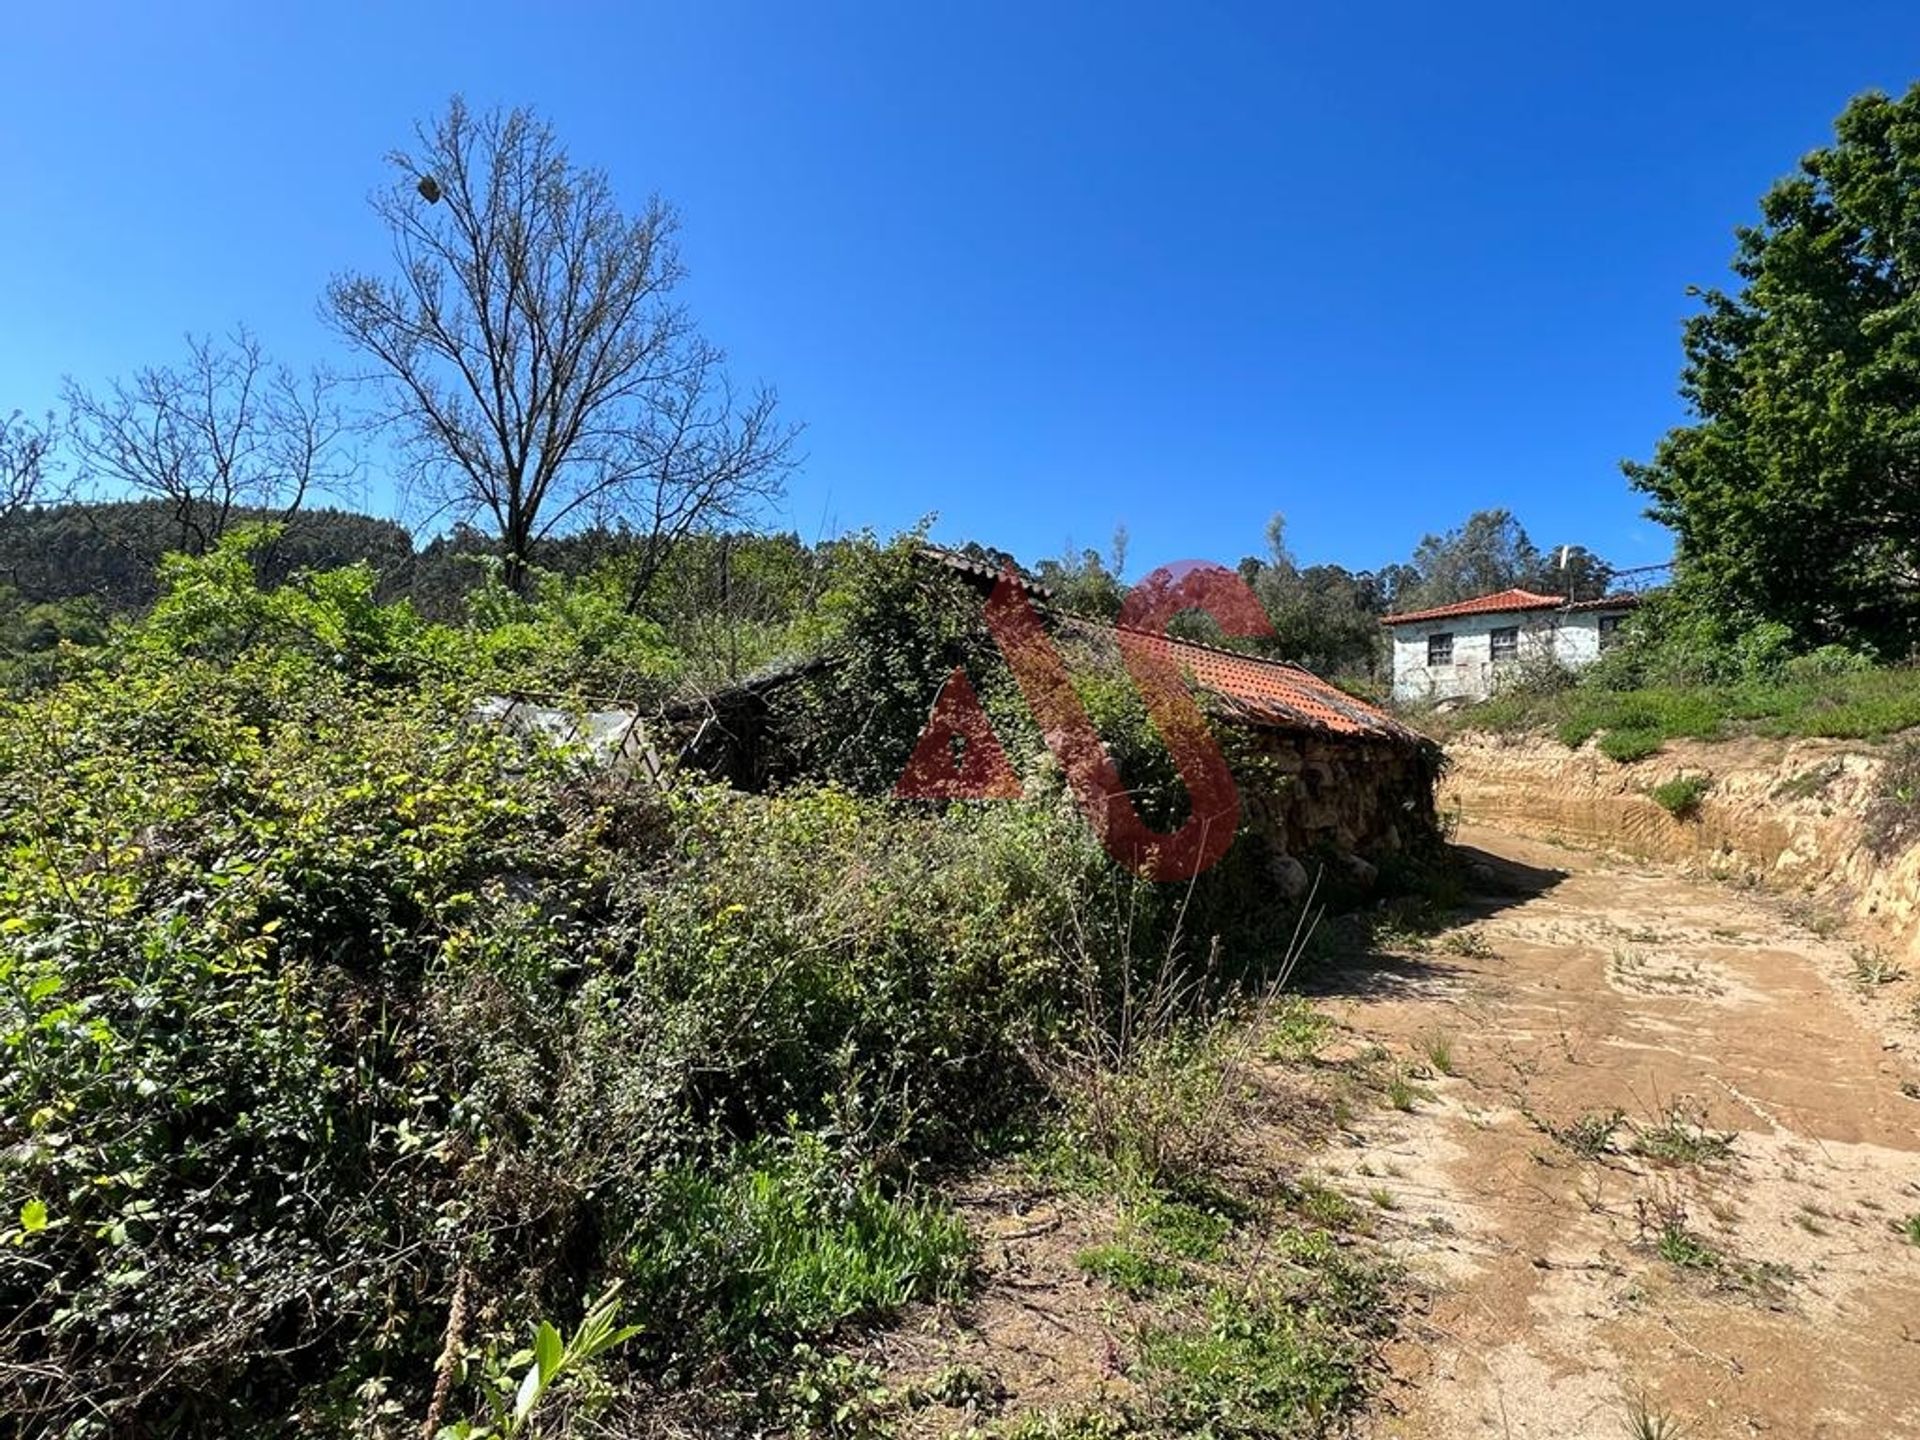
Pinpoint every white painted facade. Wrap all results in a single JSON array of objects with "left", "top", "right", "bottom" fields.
[{"left": 1387, "top": 602, "right": 1634, "bottom": 704}]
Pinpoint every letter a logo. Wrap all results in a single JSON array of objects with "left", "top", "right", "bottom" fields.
[{"left": 893, "top": 667, "right": 1024, "bottom": 799}]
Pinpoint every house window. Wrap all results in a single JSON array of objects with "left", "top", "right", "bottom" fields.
[
  {"left": 1427, "top": 632, "right": 1453, "bottom": 667},
  {"left": 1490, "top": 626, "right": 1520, "bottom": 663},
  {"left": 1598, "top": 615, "right": 1623, "bottom": 651}
]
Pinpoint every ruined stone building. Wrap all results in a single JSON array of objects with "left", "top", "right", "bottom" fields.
[{"left": 540, "top": 543, "right": 1444, "bottom": 888}]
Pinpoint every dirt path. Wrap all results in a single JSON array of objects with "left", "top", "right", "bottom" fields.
[{"left": 1324, "top": 825, "right": 1920, "bottom": 1439}]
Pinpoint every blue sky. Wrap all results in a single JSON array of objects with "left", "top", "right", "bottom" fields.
[{"left": 4, "top": 3, "right": 1918, "bottom": 578}]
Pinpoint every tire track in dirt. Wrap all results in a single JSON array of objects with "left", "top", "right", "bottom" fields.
[{"left": 1316, "top": 825, "right": 1920, "bottom": 1439}]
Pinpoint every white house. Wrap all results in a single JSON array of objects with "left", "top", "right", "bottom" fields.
[{"left": 1381, "top": 587, "right": 1638, "bottom": 704}]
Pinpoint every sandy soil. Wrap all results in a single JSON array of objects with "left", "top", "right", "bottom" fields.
[{"left": 1328, "top": 825, "right": 1920, "bottom": 1439}]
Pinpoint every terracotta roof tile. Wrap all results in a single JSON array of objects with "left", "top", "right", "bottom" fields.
[
  {"left": 1071, "top": 620, "right": 1421, "bottom": 744},
  {"left": 918, "top": 545, "right": 1422, "bottom": 745},
  {"left": 1380, "top": 588, "right": 1567, "bottom": 625}
]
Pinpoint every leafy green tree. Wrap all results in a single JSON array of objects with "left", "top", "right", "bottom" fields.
[
  {"left": 1390, "top": 509, "right": 1610, "bottom": 610},
  {"left": 1242, "top": 515, "right": 1386, "bottom": 678},
  {"left": 1549, "top": 544, "right": 1614, "bottom": 603},
  {"left": 1627, "top": 84, "right": 1920, "bottom": 653},
  {"left": 1034, "top": 532, "right": 1128, "bottom": 620},
  {"left": 1401, "top": 509, "right": 1544, "bottom": 608}
]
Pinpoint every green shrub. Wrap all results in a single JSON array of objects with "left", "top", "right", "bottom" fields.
[
  {"left": 130, "top": 525, "right": 441, "bottom": 681},
  {"left": 1783, "top": 644, "right": 1875, "bottom": 680},
  {"left": 0, "top": 533, "right": 1348, "bottom": 1434},
  {"left": 0, "top": 661, "right": 590, "bottom": 1432},
  {"left": 1650, "top": 774, "right": 1712, "bottom": 820},
  {"left": 1599, "top": 726, "right": 1664, "bottom": 763},
  {"left": 1556, "top": 716, "right": 1601, "bottom": 749},
  {"left": 463, "top": 561, "right": 680, "bottom": 697}
]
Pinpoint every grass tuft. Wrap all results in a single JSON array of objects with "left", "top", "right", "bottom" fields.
[
  {"left": 1633, "top": 1102, "right": 1737, "bottom": 1166},
  {"left": 1548, "top": 1108, "right": 1626, "bottom": 1158},
  {"left": 1655, "top": 1223, "right": 1722, "bottom": 1272},
  {"left": 1437, "top": 927, "right": 1495, "bottom": 958},
  {"left": 1852, "top": 947, "right": 1908, "bottom": 987},
  {"left": 1284, "top": 1177, "right": 1360, "bottom": 1231},
  {"left": 1624, "top": 1395, "right": 1687, "bottom": 1439}
]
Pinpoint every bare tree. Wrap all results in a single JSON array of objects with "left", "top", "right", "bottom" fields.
[
  {"left": 326, "top": 97, "right": 798, "bottom": 599},
  {"left": 0, "top": 410, "right": 58, "bottom": 521},
  {"left": 63, "top": 329, "right": 351, "bottom": 555}
]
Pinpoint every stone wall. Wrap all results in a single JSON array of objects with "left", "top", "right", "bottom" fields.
[{"left": 1233, "top": 727, "right": 1445, "bottom": 889}]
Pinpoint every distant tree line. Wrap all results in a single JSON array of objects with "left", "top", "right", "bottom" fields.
[{"left": 0, "top": 489, "right": 1618, "bottom": 686}]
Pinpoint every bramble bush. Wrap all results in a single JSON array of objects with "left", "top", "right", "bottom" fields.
[{"left": 0, "top": 537, "right": 1327, "bottom": 1435}]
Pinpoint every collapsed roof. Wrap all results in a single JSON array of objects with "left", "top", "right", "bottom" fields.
[{"left": 921, "top": 546, "right": 1423, "bottom": 746}]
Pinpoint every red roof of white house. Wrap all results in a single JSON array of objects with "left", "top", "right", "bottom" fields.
[{"left": 1379, "top": 588, "right": 1568, "bottom": 626}]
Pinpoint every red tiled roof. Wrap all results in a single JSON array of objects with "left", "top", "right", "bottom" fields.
[
  {"left": 1379, "top": 588, "right": 1566, "bottom": 626},
  {"left": 1069, "top": 620, "right": 1422, "bottom": 744},
  {"left": 918, "top": 545, "right": 1423, "bottom": 745}
]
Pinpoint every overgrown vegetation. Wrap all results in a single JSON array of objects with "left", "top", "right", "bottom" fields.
[
  {"left": 1049, "top": 1092, "right": 1399, "bottom": 1440},
  {"left": 1139, "top": 1245, "right": 1391, "bottom": 1438},
  {"left": 1446, "top": 623, "right": 1920, "bottom": 753},
  {"left": 0, "top": 530, "right": 1397, "bottom": 1436}
]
